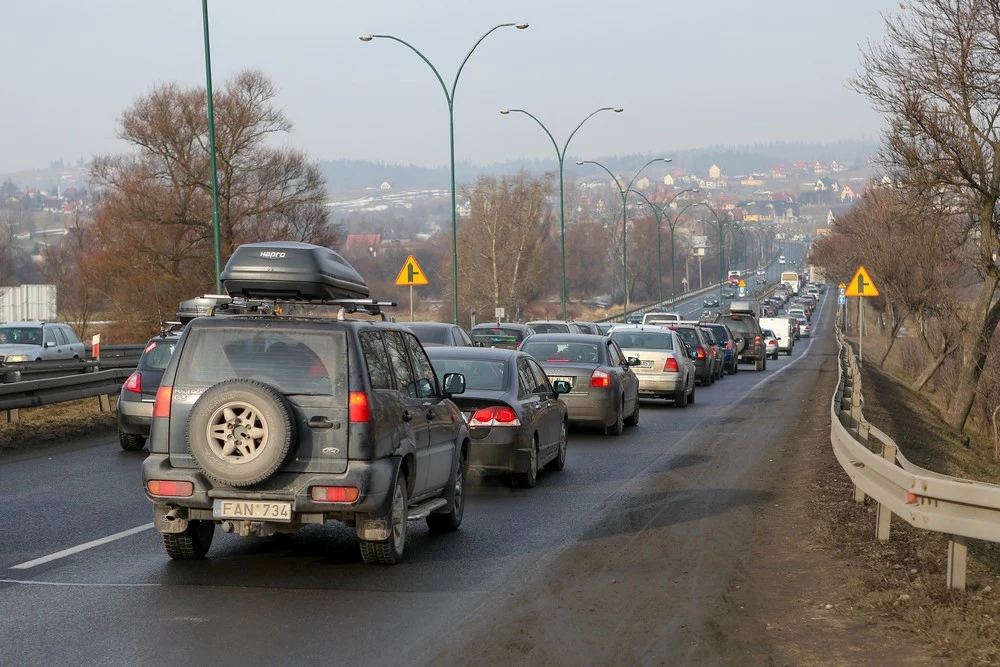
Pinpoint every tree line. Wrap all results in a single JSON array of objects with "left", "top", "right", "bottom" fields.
[{"left": 811, "top": 0, "right": 1000, "bottom": 438}]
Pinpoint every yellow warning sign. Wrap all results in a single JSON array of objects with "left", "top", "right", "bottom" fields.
[
  {"left": 737, "top": 279, "right": 746, "bottom": 287},
  {"left": 394, "top": 255, "right": 429, "bottom": 286},
  {"left": 845, "top": 266, "right": 878, "bottom": 297},
  {"left": 837, "top": 282, "right": 846, "bottom": 289}
]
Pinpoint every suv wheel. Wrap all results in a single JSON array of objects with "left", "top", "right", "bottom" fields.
[
  {"left": 162, "top": 519, "right": 215, "bottom": 560},
  {"left": 119, "top": 431, "right": 146, "bottom": 451},
  {"left": 545, "top": 421, "right": 568, "bottom": 471},
  {"left": 513, "top": 435, "right": 539, "bottom": 488},
  {"left": 186, "top": 380, "right": 295, "bottom": 487},
  {"left": 360, "top": 475, "right": 408, "bottom": 565},
  {"left": 427, "top": 444, "right": 466, "bottom": 533}
]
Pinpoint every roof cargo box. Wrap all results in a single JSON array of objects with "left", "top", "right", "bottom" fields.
[
  {"left": 728, "top": 300, "right": 760, "bottom": 317},
  {"left": 220, "top": 241, "right": 369, "bottom": 301}
]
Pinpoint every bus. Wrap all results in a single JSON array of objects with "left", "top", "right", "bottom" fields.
[{"left": 780, "top": 271, "right": 800, "bottom": 295}]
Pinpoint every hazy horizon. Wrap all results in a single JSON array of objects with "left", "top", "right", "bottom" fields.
[{"left": 0, "top": 1, "right": 900, "bottom": 174}]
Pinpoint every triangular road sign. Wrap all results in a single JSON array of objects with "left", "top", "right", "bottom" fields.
[
  {"left": 845, "top": 265, "right": 878, "bottom": 297},
  {"left": 394, "top": 255, "right": 429, "bottom": 286}
]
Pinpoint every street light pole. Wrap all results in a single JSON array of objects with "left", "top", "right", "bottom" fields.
[
  {"left": 576, "top": 157, "right": 671, "bottom": 317},
  {"left": 697, "top": 201, "right": 733, "bottom": 304},
  {"left": 201, "top": 0, "right": 222, "bottom": 293},
  {"left": 628, "top": 187, "right": 699, "bottom": 305},
  {"left": 500, "top": 107, "right": 623, "bottom": 320},
  {"left": 361, "top": 23, "right": 528, "bottom": 325}
]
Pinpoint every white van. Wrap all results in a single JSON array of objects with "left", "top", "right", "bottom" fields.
[
  {"left": 759, "top": 317, "right": 795, "bottom": 355},
  {"left": 642, "top": 312, "right": 682, "bottom": 326}
]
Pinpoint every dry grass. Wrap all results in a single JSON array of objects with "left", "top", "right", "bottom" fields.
[
  {"left": 814, "top": 343, "right": 1000, "bottom": 664},
  {"left": 0, "top": 397, "right": 118, "bottom": 456}
]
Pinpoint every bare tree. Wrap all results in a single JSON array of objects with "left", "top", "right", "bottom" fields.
[
  {"left": 457, "top": 171, "right": 555, "bottom": 318},
  {"left": 854, "top": 0, "right": 1000, "bottom": 431}
]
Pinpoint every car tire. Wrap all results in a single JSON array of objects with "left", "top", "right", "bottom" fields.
[
  {"left": 625, "top": 396, "right": 639, "bottom": 427},
  {"left": 688, "top": 380, "right": 696, "bottom": 404},
  {"left": 427, "top": 444, "right": 466, "bottom": 533},
  {"left": 119, "top": 431, "right": 146, "bottom": 451},
  {"left": 545, "top": 420, "right": 568, "bottom": 471},
  {"left": 360, "top": 475, "right": 408, "bottom": 565},
  {"left": 606, "top": 401, "right": 625, "bottom": 436},
  {"left": 186, "top": 379, "right": 295, "bottom": 488},
  {"left": 755, "top": 355, "right": 765, "bottom": 372},
  {"left": 674, "top": 384, "right": 688, "bottom": 408},
  {"left": 512, "top": 435, "right": 539, "bottom": 488},
  {"left": 162, "top": 519, "right": 215, "bottom": 560}
]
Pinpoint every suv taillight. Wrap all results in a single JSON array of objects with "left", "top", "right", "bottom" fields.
[
  {"left": 146, "top": 480, "right": 193, "bottom": 497},
  {"left": 152, "top": 386, "right": 172, "bottom": 417},
  {"left": 349, "top": 392, "right": 371, "bottom": 423},
  {"left": 663, "top": 357, "right": 679, "bottom": 372},
  {"left": 590, "top": 369, "right": 611, "bottom": 387},
  {"left": 123, "top": 371, "right": 141, "bottom": 393}
]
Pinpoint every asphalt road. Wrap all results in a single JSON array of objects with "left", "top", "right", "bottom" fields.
[{"left": 0, "top": 249, "right": 817, "bottom": 666}]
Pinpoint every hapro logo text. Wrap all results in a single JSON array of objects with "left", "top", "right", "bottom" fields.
[{"left": 259, "top": 251, "right": 286, "bottom": 259}]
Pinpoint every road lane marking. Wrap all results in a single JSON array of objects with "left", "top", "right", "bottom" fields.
[
  {"left": 0, "top": 578, "right": 160, "bottom": 587},
  {"left": 9, "top": 522, "right": 154, "bottom": 570}
]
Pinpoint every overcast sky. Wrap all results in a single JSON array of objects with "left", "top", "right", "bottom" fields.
[{"left": 0, "top": 1, "right": 900, "bottom": 174}]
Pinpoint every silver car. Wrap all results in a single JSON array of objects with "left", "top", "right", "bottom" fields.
[
  {"left": 610, "top": 325, "right": 696, "bottom": 407},
  {"left": 0, "top": 321, "right": 86, "bottom": 362}
]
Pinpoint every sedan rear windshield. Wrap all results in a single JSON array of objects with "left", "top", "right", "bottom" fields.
[
  {"left": 522, "top": 341, "right": 599, "bottom": 364},
  {"left": 703, "top": 325, "right": 731, "bottom": 342},
  {"left": 428, "top": 358, "right": 506, "bottom": 391},
  {"left": 610, "top": 332, "right": 673, "bottom": 351},
  {"left": 138, "top": 339, "right": 177, "bottom": 371},
  {"left": 529, "top": 323, "right": 571, "bottom": 334},
  {"left": 406, "top": 324, "right": 451, "bottom": 345},
  {"left": 176, "top": 327, "right": 344, "bottom": 396},
  {"left": 471, "top": 327, "right": 522, "bottom": 349}
]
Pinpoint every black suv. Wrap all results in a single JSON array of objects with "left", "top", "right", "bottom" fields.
[
  {"left": 715, "top": 303, "right": 767, "bottom": 371},
  {"left": 141, "top": 242, "right": 470, "bottom": 565}
]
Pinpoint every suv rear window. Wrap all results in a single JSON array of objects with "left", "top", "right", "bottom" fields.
[
  {"left": 703, "top": 324, "right": 731, "bottom": 343},
  {"left": 176, "top": 326, "right": 343, "bottom": 396}
]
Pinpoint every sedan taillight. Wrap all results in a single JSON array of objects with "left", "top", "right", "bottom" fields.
[
  {"left": 590, "top": 369, "right": 611, "bottom": 387},
  {"left": 663, "top": 357, "right": 679, "bottom": 373},
  {"left": 469, "top": 406, "right": 521, "bottom": 427}
]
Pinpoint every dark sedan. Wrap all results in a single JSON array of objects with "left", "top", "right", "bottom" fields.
[
  {"left": 117, "top": 330, "right": 180, "bottom": 451},
  {"left": 426, "top": 347, "right": 569, "bottom": 488},
  {"left": 520, "top": 333, "right": 640, "bottom": 436},
  {"left": 405, "top": 321, "right": 473, "bottom": 347},
  {"left": 703, "top": 297, "right": 721, "bottom": 307},
  {"left": 470, "top": 323, "right": 536, "bottom": 350}
]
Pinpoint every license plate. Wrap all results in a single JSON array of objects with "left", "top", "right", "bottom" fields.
[
  {"left": 639, "top": 360, "right": 653, "bottom": 368},
  {"left": 213, "top": 499, "right": 292, "bottom": 522},
  {"left": 550, "top": 376, "right": 574, "bottom": 388}
]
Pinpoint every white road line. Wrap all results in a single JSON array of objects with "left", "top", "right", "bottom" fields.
[
  {"left": 0, "top": 578, "right": 160, "bottom": 587},
  {"left": 9, "top": 522, "right": 154, "bottom": 570}
]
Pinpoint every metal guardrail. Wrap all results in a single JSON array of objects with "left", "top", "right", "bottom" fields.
[
  {"left": 596, "top": 282, "right": 726, "bottom": 324},
  {"left": 0, "top": 369, "right": 134, "bottom": 412},
  {"left": 0, "top": 344, "right": 144, "bottom": 383},
  {"left": 831, "top": 314, "right": 1000, "bottom": 591}
]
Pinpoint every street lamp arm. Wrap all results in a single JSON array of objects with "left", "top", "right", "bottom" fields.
[
  {"left": 451, "top": 23, "right": 523, "bottom": 99},
  {"left": 506, "top": 109, "right": 561, "bottom": 158},
  {"left": 626, "top": 157, "right": 671, "bottom": 193},
  {"left": 626, "top": 188, "right": 664, "bottom": 221},
  {"left": 577, "top": 160, "right": 625, "bottom": 197},
  {"left": 562, "top": 107, "right": 620, "bottom": 158},
  {"left": 368, "top": 34, "right": 451, "bottom": 104}
]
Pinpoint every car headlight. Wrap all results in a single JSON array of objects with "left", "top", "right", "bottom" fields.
[{"left": 4, "top": 354, "right": 29, "bottom": 363}]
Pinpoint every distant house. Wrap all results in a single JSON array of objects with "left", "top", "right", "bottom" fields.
[
  {"left": 456, "top": 201, "right": 472, "bottom": 218},
  {"left": 635, "top": 176, "right": 650, "bottom": 191},
  {"left": 708, "top": 164, "right": 722, "bottom": 179},
  {"left": 380, "top": 181, "right": 391, "bottom": 190},
  {"left": 792, "top": 161, "right": 811, "bottom": 174},
  {"left": 741, "top": 202, "right": 774, "bottom": 222},
  {"left": 690, "top": 235, "right": 711, "bottom": 257},
  {"left": 663, "top": 174, "right": 675, "bottom": 186},
  {"left": 772, "top": 201, "right": 799, "bottom": 221},
  {"left": 830, "top": 160, "right": 846, "bottom": 173},
  {"left": 840, "top": 185, "right": 859, "bottom": 202},
  {"left": 814, "top": 177, "right": 840, "bottom": 192},
  {"left": 769, "top": 165, "right": 787, "bottom": 180},
  {"left": 813, "top": 161, "right": 828, "bottom": 174},
  {"left": 770, "top": 191, "right": 794, "bottom": 202},
  {"left": 740, "top": 174, "right": 765, "bottom": 187}
]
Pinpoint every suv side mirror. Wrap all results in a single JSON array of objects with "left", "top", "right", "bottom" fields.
[
  {"left": 442, "top": 372, "right": 466, "bottom": 396},
  {"left": 552, "top": 379, "right": 571, "bottom": 396}
]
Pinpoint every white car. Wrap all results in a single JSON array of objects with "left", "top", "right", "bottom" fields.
[
  {"left": 0, "top": 321, "right": 86, "bottom": 362},
  {"left": 761, "top": 329, "right": 779, "bottom": 360},
  {"left": 795, "top": 317, "right": 811, "bottom": 338}
]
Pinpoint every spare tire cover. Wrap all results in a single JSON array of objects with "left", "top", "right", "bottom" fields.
[{"left": 187, "top": 379, "right": 295, "bottom": 487}]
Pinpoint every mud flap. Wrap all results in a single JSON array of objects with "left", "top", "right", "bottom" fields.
[{"left": 356, "top": 515, "right": 390, "bottom": 541}]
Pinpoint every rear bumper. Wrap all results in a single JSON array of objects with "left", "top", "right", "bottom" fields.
[
  {"left": 561, "top": 390, "right": 615, "bottom": 426},
  {"left": 142, "top": 453, "right": 399, "bottom": 526},
  {"left": 117, "top": 397, "right": 153, "bottom": 435},
  {"left": 635, "top": 374, "right": 683, "bottom": 396},
  {"left": 467, "top": 428, "right": 531, "bottom": 474}
]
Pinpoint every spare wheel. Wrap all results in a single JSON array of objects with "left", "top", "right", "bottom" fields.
[{"left": 187, "top": 379, "right": 295, "bottom": 487}]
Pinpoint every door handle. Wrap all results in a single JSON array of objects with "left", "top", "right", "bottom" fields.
[{"left": 308, "top": 416, "right": 339, "bottom": 430}]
